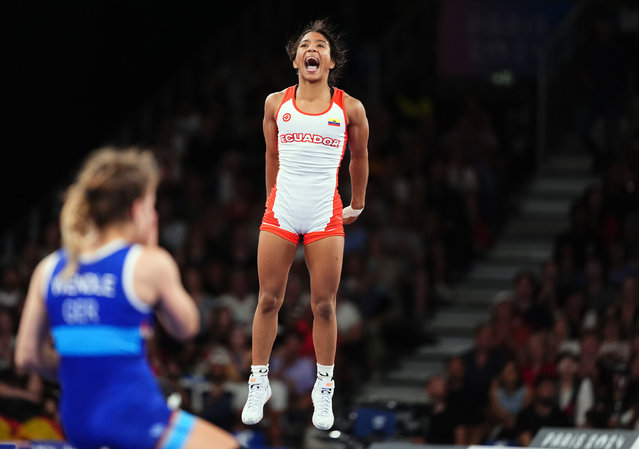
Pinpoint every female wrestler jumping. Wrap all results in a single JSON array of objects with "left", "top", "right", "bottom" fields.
[{"left": 242, "top": 19, "right": 369, "bottom": 430}]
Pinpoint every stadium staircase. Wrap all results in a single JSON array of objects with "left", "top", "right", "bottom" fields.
[{"left": 350, "top": 149, "right": 597, "bottom": 439}]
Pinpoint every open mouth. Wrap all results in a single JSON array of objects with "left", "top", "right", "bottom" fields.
[{"left": 304, "top": 56, "right": 320, "bottom": 73}]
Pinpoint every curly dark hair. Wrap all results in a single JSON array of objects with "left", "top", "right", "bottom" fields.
[{"left": 285, "top": 18, "right": 348, "bottom": 86}]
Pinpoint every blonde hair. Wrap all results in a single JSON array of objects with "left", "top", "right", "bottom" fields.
[{"left": 59, "top": 147, "right": 159, "bottom": 276}]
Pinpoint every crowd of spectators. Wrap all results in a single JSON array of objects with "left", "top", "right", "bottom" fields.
[
  {"left": 0, "top": 1, "right": 637, "bottom": 448},
  {"left": 420, "top": 155, "right": 639, "bottom": 446},
  {"left": 416, "top": 3, "right": 639, "bottom": 446}
]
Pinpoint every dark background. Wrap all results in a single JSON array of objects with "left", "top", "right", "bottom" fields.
[
  {"left": 5, "top": 1, "right": 247, "bottom": 229},
  {"left": 4, "top": 1, "right": 399, "bottom": 231}
]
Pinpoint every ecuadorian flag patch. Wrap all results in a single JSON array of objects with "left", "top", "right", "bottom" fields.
[{"left": 328, "top": 118, "right": 340, "bottom": 127}]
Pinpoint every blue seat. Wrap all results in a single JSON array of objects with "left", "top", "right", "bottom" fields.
[{"left": 352, "top": 407, "right": 397, "bottom": 439}]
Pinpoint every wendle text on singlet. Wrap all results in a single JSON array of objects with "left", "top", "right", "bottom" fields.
[{"left": 51, "top": 272, "right": 117, "bottom": 297}]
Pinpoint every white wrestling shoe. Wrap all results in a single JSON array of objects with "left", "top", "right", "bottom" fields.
[
  {"left": 241, "top": 376, "right": 271, "bottom": 425},
  {"left": 311, "top": 379, "right": 335, "bottom": 430}
]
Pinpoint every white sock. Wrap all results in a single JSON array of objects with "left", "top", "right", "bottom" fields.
[
  {"left": 251, "top": 364, "right": 269, "bottom": 378},
  {"left": 317, "top": 363, "right": 334, "bottom": 382}
]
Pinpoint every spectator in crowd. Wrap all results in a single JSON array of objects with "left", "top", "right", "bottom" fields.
[
  {"left": 583, "top": 255, "right": 616, "bottom": 315},
  {"left": 554, "top": 200, "right": 607, "bottom": 283},
  {"left": 443, "top": 94, "right": 500, "bottom": 248},
  {"left": 519, "top": 331, "right": 557, "bottom": 387},
  {"left": 269, "top": 329, "right": 314, "bottom": 427},
  {"left": 423, "top": 374, "right": 464, "bottom": 444},
  {"left": 617, "top": 276, "right": 639, "bottom": 339},
  {"left": 0, "top": 299, "right": 48, "bottom": 426},
  {"left": 424, "top": 156, "right": 473, "bottom": 281},
  {"left": 443, "top": 136, "right": 488, "bottom": 255},
  {"left": 334, "top": 293, "right": 367, "bottom": 393},
  {"left": 548, "top": 312, "right": 580, "bottom": 357},
  {"left": 0, "top": 308, "right": 16, "bottom": 377},
  {"left": 157, "top": 193, "right": 188, "bottom": 254},
  {"left": 206, "top": 305, "right": 234, "bottom": 348},
  {"left": 555, "top": 351, "right": 594, "bottom": 427},
  {"left": 487, "top": 358, "right": 532, "bottom": 442},
  {"left": 342, "top": 249, "right": 399, "bottom": 375},
  {"left": 620, "top": 354, "right": 639, "bottom": 429},
  {"left": 199, "top": 346, "right": 237, "bottom": 432},
  {"left": 512, "top": 270, "right": 553, "bottom": 332},
  {"left": 0, "top": 266, "right": 22, "bottom": 312},
  {"left": 607, "top": 242, "right": 639, "bottom": 286},
  {"left": 514, "top": 374, "right": 572, "bottom": 446},
  {"left": 183, "top": 264, "right": 218, "bottom": 341},
  {"left": 227, "top": 323, "right": 252, "bottom": 382},
  {"left": 577, "top": 329, "right": 602, "bottom": 383},
  {"left": 0, "top": 363, "right": 44, "bottom": 423},
  {"left": 561, "top": 288, "right": 590, "bottom": 339},
  {"left": 202, "top": 258, "right": 229, "bottom": 298},
  {"left": 441, "top": 355, "right": 478, "bottom": 444},
  {"left": 278, "top": 271, "right": 314, "bottom": 359},
  {"left": 217, "top": 267, "right": 257, "bottom": 329},
  {"left": 599, "top": 312, "right": 631, "bottom": 362},
  {"left": 489, "top": 290, "right": 530, "bottom": 356},
  {"left": 537, "top": 260, "right": 561, "bottom": 316},
  {"left": 604, "top": 356, "right": 634, "bottom": 429},
  {"left": 461, "top": 322, "right": 508, "bottom": 443}
]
